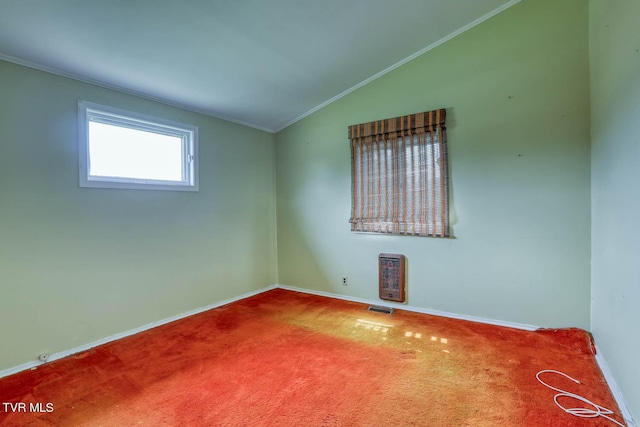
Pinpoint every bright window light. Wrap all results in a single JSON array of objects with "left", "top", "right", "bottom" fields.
[
  {"left": 88, "top": 122, "right": 184, "bottom": 181},
  {"left": 79, "top": 101, "right": 198, "bottom": 191}
]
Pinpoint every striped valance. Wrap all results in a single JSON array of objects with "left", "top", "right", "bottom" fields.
[{"left": 348, "top": 109, "right": 446, "bottom": 140}]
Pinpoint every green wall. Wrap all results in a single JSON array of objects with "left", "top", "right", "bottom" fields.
[
  {"left": 275, "top": 0, "right": 592, "bottom": 328},
  {"left": 1, "top": 0, "right": 637, "bottom": 418},
  {"left": 590, "top": 0, "right": 640, "bottom": 420},
  {"left": 0, "top": 60, "right": 277, "bottom": 371}
]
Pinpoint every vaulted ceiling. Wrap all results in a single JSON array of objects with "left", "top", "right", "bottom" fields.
[{"left": 0, "top": 0, "right": 518, "bottom": 132}]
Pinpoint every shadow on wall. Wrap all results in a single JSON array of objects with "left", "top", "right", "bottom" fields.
[{"left": 277, "top": 206, "right": 334, "bottom": 291}]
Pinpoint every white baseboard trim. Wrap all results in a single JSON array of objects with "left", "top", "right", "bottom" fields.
[
  {"left": 595, "top": 348, "right": 637, "bottom": 427},
  {"left": 2, "top": 283, "right": 634, "bottom": 427},
  {"left": 279, "top": 285, "right": 637, "bottom": 425},
  {"left": 0, "top": 285, "right": 277, "bottom": 380},
  {"left": 1, "top": 284, "right": 537, "bottom": 379},
  {"left": 275, "top": 284, "right": 539, "bottom": 331}
]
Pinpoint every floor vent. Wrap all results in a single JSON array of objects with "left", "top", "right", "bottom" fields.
[{"left": 368, "top": 305, "right": 394, "bottom": 314}]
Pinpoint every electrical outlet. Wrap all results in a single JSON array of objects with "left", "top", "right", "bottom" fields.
[
  {"left": 38, "top": 353, "right": 49, "bottom": 362},
  {"left": 342, "top": 276, "right": 348, "bottom": 286}
]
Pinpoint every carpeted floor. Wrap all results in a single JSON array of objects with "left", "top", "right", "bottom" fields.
[{"left": 0, "top": 289, "right": 626, "bottom": 426}]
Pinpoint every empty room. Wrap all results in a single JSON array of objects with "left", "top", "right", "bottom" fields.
[{"left": 0, "top": 0, "right": 638, "bottom": 425}]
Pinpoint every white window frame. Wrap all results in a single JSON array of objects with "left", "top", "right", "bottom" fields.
[{"left": 78, "top": 100, "right": 199, "bottom": 192}]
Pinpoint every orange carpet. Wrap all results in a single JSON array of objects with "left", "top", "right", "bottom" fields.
[{"left": 0, "top": 289, "right": 626, "bottom": 426}]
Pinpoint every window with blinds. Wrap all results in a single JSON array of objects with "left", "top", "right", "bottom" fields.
[{"left": 348, "top": 109, "right": 450, "bottom": 237}]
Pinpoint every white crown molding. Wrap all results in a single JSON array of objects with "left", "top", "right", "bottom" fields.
[
  {"left": 273, "top": 0, "right": 523, "bottom": 132},
  {"left": 1, "top": 0, "right": 521, "bottom": 134},
  {"left": 0, "top": 53, "right": 276, "bottom": 133}
]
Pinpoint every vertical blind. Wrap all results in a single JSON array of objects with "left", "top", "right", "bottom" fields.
[{"left": 348, "top": 109, "right": 449, "bottom": 237}]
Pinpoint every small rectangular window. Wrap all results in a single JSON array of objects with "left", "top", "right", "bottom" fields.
[{"left": 79, "top": 101, "right": 198, "bottom": 191}]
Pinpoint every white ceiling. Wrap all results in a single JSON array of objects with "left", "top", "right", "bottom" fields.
[{"left": 0, "top": 0, "right": 518, "bottom": 132}]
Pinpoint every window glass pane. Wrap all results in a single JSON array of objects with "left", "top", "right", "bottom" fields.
[{"left": 88, "top": 121, "right": 183, "bottom": 182}]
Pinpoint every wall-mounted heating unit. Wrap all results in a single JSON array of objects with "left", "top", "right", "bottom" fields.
[{"left": 378, "top": 253, "right": 406, "bottom": 302}]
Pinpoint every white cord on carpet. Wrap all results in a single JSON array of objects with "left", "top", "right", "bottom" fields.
[{"left": 536, "top": 369, "right": 626, "bottom": 427}]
